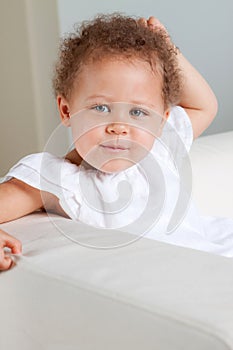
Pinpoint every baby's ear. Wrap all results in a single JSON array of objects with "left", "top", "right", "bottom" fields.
[
  {"left": 160, "top": 108, "right": 170, "bottom": 127},
  {"left": 57, "top": 96, "right": 71, "bottom": 127},
  {"left": 164, "top": 108, "right": 170, "bottom": 119},
  {"left": 157, "top": 109, "right": 170, "bottom": 136}
]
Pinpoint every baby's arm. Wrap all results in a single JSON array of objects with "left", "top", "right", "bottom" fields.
[
  {"left": 0, "top": 178, "right": 43, "bottom": 223},
  {"left": 0, "top": 178, "right": 43, "bottom": 270},
  {"left": 0, "top": 178, "right": 70, "bottom": 270},
  {"left": 175, "top": 53, "right": 218, "bottom": 139},
  {"left": 145, "top": 17, "right": 218, "bottom": 139}
]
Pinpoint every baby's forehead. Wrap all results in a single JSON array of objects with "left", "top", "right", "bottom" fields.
[
  {"left": 73, "top": 57, "right": 163, "bottom": 88},
  {"left": 68, "top": 57, "right": 166, "bottom": 116},
  {"left": 76, "top": 54, "right": 162, "bottom": 79}
]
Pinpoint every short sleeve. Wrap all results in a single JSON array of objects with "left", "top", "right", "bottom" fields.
[
  {"left": 150, "top": 106, "right": 194, "bottom": 173},
  {"left": 2, "top": 152, "right": 81, "bottom": 220},
  {"left": 3, "top": 153, "right": 44, "bottom": 189},
  {"left": 163, "top": 106, "right": 194, "bottom": 153}
]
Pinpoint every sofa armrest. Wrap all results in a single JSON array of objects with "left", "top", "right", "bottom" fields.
[{"left": 190, "top": 131, "right": 233, "bottom": 218}]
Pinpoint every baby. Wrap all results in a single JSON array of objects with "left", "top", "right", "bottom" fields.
[{"left": 1, "top": 14, "right": 232, "bottom": 271}]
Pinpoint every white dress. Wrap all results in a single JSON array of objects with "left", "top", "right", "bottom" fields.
[{"left": 3, "top": 107, "right": 233, "bottom": 257}]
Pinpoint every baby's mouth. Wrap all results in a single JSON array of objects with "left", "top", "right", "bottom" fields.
[{"left": 99, "top": 142, "right": 130, "bottom": 152}]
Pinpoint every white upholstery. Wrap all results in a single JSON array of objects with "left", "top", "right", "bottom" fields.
[
  {"left": 190, "top": 131, "right": 233, "bottom": 218},
  {"left": 0, "top": 131, "right": 233, "bottom": 350}
]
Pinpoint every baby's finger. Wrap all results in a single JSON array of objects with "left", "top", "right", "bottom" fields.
[
  {"left": 0, "top": 230, "right": 22, "bottom": 270},
  {"left": 148, "top": 16, "right": 159, "bottom": 27},
  {"left": 138, "top": 17, "right": 147, "bottom": 27},
  {"left": 0, "top": 250, "right": 14, "bottom": 271},
  {"left": 0, "top": 230, "right": 22, "bottom": 254},
  {"left": 147, "top": 17, "right": 166, "bottom": 31},
  {"left": 5, "top": 237, "right": 22, "bottom": 255}
]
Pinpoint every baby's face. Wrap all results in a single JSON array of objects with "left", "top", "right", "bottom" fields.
[{"left": 58, "top": 59, "right": 169, "bottom": 173}]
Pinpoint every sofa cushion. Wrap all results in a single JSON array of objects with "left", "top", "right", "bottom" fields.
[{"left": 190, "top": 131, "right": 233, "bottom": 218}]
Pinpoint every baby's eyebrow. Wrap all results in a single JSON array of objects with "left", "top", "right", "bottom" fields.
[
  {"left": 129, "top": 100, "right": 157, "bottom": 109},
  {"left": 85, "top": 94, "right": 113, "bottom": 103},
  {"left": 85, "top": 95, "right": 158, "bottom": 109}
]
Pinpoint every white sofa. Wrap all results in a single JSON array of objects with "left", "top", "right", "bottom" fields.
[{"left": 0, "top": 131, "right": 233, "bottom": 350}]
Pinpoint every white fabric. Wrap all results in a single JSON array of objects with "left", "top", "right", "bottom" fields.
[{"left": 3, "top": 106, "right": 233, "bottom": 257}]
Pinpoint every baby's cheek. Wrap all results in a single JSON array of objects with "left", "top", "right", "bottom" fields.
[
  {"left": 74, "top": 130, "right": 96, "bottom": 155},
  {"left": 134, "top": 130, "right": 155, "bottom": 152},
  {"left": 74, "top": 138, "right": 88, "bottom": 160}
]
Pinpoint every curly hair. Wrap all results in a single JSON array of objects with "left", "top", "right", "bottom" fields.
[{"left": 52, "top": 13, "right": 183, "bottom": 108}]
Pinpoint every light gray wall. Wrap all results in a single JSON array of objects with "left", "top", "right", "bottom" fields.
[
  {"left": 57, "top": 0, "right": 233, "bottom": 135},
  {"left": 0, "top": 0, "right": 68, "bottom": 176}
]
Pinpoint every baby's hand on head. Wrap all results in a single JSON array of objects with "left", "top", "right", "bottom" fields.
[
  {"left": 0, "top": 228, "right": 22, "bottom": 271},
  {"left": 138, "top": 16, "right": 166, "bottom": 30},
  {"left": 138, "top": 16, "right": 177, "bottom": 52},
  {"left": 138, "top": 16, "right": 170, "bottom": 40}
]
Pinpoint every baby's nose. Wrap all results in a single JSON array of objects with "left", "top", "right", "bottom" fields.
[{"left": 106, "top": 123, "right": 129, "bottom": 135}]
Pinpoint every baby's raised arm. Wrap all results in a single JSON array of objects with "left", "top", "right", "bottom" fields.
[
  {"left": 145, "top": 17, "right": 218, "bottom": 139},
  {"left": 177, "top": 54, "right": 218, "bottom": 138}
]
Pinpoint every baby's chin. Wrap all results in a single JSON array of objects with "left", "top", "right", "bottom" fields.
[
  {"left": 98, "top": 159, "right": 137, "bottom": 174},
  {"left": 79, "top": 145, "right": 152, "bottom": 173}
]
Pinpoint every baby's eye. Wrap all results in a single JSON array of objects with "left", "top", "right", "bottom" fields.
[
  {"left": 130, "top": 108, "right": 149, "bottom": 118},
  {"left": 92, "top": 104, "right": 110, "bottom": 113}
]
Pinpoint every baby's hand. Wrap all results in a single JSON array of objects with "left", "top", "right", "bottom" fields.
[
  {"left": 138, "top": 16, "right": 177, "bottom": 53},
  {"left": 138, "top": 16, "right": 172, "bottom": 42},
  {"left": 0, "top": 228, "right": 22, "bottom": 271},
  {"left": 138, "top": 16, "right": 167, "bottom": 31}
]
